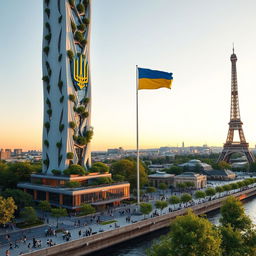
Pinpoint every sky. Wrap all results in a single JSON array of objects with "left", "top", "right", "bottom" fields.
[{"left": 1, "top": 0, "right": 256, "bottom": 151}]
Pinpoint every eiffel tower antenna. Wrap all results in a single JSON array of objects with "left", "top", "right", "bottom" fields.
[{"left": 217, "top": 48, "right": 255, "bottom": 164}]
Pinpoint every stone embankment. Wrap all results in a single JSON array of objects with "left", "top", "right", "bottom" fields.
[{"left": 25, "top": 186, "right": 256, "bottom": 256}]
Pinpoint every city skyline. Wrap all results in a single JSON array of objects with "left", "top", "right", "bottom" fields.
[{"left": 1, "top": 0, "right": 256, "bottom": 151}]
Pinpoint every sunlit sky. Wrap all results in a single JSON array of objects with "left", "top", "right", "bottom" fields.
[{"left": 1, "top": 0, "right": 256, "bottom": 151}]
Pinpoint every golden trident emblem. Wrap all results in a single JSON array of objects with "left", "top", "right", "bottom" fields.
[{"left": 73, "top": 54, "right": 88, "bottom": 90}]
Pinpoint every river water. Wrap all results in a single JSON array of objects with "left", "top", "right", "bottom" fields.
[{"left": 89, "top": 196, "right": 256, "bottom": 256}]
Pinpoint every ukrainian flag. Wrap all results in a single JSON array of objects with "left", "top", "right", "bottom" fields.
[{"left": 138, "top": 68, "right": 173, "bottom": 90}]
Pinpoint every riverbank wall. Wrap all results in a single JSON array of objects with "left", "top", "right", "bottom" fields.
[{"left": 25, "top": 186, "right": 256, "bottom": 256}]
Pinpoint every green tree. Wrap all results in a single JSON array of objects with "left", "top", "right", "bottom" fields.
[
  {"left": 140, "top": 203, "right": 152, "bottom": 219},
  {"left": 220, "top": 196, "right": 251, "bottom": 231},
  {"left": 249, "top": 162, "right": 256, "bottom": 172},
  {"left": 166, "top": 166, "right": 183, "bottom": 175},
  {"left": 218, "top": 161, "right": 231, "bottom": 170},
  {"left": 63, "top": 164, "right": 86, "bottom": 176},
  {"left": 65, "top": 181, "right": 81, "bottom": 188},
  {"left": 169, "top": 195, "right": 180, "bottom": 204},
  {"left": 195, "top": 190, "right": 206, "bottom": 199},
  {"left": 51, "top": 208, "right": 68, "bottom": 227},
  {"left": 80, "top": 203, "right": 96, "bottom": 216},
  {"left": 205, "top": 187, "right": 216, "bottom": 196},
  {"left": 21, "top": 206, "right": 38, "bottom": 224},
  {"left": 181, "top": 193, "right": 192, "bottom": 203},
  {"left": 222, "top": 184, "right": 232, "bottom": 191},
  {"left": 176, "top": 182, "right": 186, "bottom": 191},
  {"left": 215, "top": 186, "right": 224, "bottom": 193},
  {"left": 146, "top": 186, "right": 157, "bottom": 193},
  {"left": 1, "top": 189, "right": 33, "bottom": 213},
  {"left": 155, "top": 201, "right": 168, "bottom": 213},
  {"left": 148, "top": 210, "right": 222, "bottom": 256},
  {"left": 38, "top": 200, "right": 51, "bottom": 217},
  {"left": 0, "top": 196, "right": 17, "bottom": 224},
  {"left": 110, "top": 159, "right": 148, "bottom": 189},
  {"left": 8, "top": 162, "right": 34, "bottom": 181},
  {"left": 158, "top": 183, "right": 168, "bottom": 193},
  {"left": 90, "top": 162, "right": 109, "bottom": 173}
]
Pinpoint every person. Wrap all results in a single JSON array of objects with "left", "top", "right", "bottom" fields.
[{"left": 6, "top": 250, "right": 10, "bottom": 256}]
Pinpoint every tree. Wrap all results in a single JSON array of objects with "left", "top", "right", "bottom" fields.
[
  {"left": 222, "top": 184, "right": 232, "bottom": 191},
  {"left": 146, "top": 186, "right": 157, "bottom": 193},
  {"left": 176, "top": 182, "right": 186, "bottom": 191},
  {"left": 169, "top": 195, "right": 180, "bottom": 204},
  {"left": 38, "top": 200, "right": 51, "bottom": 217},
  {"left": 65, "top": 181, "right": 81, "bottom": 188},
  {"left": 140, "top": 203, "right": 152, "bottom": 219},
  {"left": 249, "top": 162, "right": 256, "bottom": 172},
  {"left": 63, "top": 164, "right": 86, "bottom": 176},
  {"left": 205, "top": 187, "right": 216, "bottom": 196},
  {"left": 90, "top": 162, "right": 109, "bottom": 173},
  {"left": 80, "top": 204, "right": 96, "bottom": 216},
  {"left": 158, "top": 183, "right": 168, "bottom": 193},
  {"left": 218, "top": 161, "right": 231, "bottom": 170},
  {"left": 184, "top": 181, "right": 195, "bottom": 189},
  {"left": 51, "top": 208, "right": 68, "bottom": 227},
  {"left": 180, "top": 193, "right": 192, "bottom": 203},
  {"left": 20, "top": 207, "right": 38, "bottom": 224},
  {"left": 220, "top": 196, "right": 251, "bottom": 231},
  {"left": 155, "top": 201, "right": 168, "bottom": 213},
  {"left": 1, "top": 189, "right": 33, "bottom": 213},
  {"left": 0, "top": 196, "right": 17, "bottom": 224},
  {"left": 148, "top": 210, "right": 222, "bottom": 256},
  {"left": 111, "top": 159, "right": 148, "bottom": 189},
  {"left": 166, "top": 166, "right": 183, "bottom": 175},
  {"left": 215, "top": 186, "right": 224, "bottom": 193},
  {"left": 195, "top": 190, "right": 206, "bottom": 199}
]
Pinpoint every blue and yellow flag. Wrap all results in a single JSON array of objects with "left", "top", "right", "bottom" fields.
[{"left": 138, "top": 68, "right": 173, "bottom": 90}]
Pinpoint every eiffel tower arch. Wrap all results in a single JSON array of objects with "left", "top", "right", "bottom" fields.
[{"left": 218, "top": 48, "right": 255, "bottom": 164}]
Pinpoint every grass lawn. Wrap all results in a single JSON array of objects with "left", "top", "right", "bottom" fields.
[{"left": 100, "top": 220, "right": 117, "bottom": 225}]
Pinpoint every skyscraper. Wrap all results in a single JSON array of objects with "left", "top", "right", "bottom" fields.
[
  {"left": 18, "top": 0, "right": 130, "bottom": 210},
  {"left": 42, "top": 0, "right": 92, "bottom": 173}
]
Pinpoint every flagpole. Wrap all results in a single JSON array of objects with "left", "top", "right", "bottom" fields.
[{"left": 136, "top": 65, "right": 140, "bottom": 205}]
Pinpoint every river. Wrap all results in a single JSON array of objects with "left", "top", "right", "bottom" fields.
[{"left": 89, "top": 196, "right": 256, "bottom": 256}]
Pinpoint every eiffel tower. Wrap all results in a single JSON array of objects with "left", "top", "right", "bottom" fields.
[{"left": 218, "top": 48, "right": 255, "bottom": 164}]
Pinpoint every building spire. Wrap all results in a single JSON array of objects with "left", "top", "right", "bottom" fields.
[{"left": 232, "top": 43, "right": 235, "bottom": 54}]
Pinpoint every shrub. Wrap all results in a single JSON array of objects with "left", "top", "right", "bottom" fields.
[
  {"left": 52, "top": 169, "right": 61, "bottom": 176},
  {"left": 222, "top": 184, "right": 232, "bottom": 191},
  {"left": 195, "top": 190, "right": 206, "bottom": 199},
  {"left": 65, "top": 181, "right": 80, "bottom": 188},
  {"left": 46, "top": 98, "right": 51, "bottom": 107},
  {"left": 205, "top": 187, "right": 216, "bottom": 196},
  {"left": 81, "top": 112, "right": 89, "bottom": 119},
  {"left": 59, "top": 124, "right": 64, "bottom": 132},
  {"left": 47, "top": 109, "right": 52, "bottom": 117},
  {"left": 45, "top": 22, "right": 51, "bottom": 31},
  {"left": 58, "top": 15, "right": 62, "bottom": 23},
  {"left": 75, "top": 136, "right": 87, "bottom": 145},
  {"left": 84, "top": 130, "right": 93, "bottom": 143},
  {"left": 181, "top": 193, "right": 192, "bottom": 203},
  {"left": 67, "top": 50, "right": 74, "bottom": 60},
  {"left": 76, "top": 106, "right": 85, "bottom": 114},
  {"left": 44, "top": 140, "right": 49, "bottom": 147},
  {"left": 90, "top": 162, "right": 109, "bottom": 173},
  {"left": 69, "top": 121, "right": 76, "bottom": 129},
  {"left": 215, "top": 186, "right": 224, "bottom": 193},
  {"left": 169, "top": 195, "right": 180, "bottom": 204},
  {"left": 83, "top": 17, "right": 90, "bottom": 25},
  {"left": 83, "top": 97, "right": 90, "bottom": 104},
  {"left": 71, "top": 20, "right": 76, "bottom": 33},
  {"left": 69, "top": 0, "right": 75, "bottom": 7},
  {"left": 63, "top": 164, "right": 86, "bottom": 176},
  {"left": 77, "top": 3, "right": 85, "bottom": 13},
  {"left": 80, "top": 203, "right": 96, "bottom": 216},
  {"left": 45, "top": 8, "right": 50, "bottom": 18},
  {"left": 43, "top": 159, "right": 49, "bottom": 166},
  {"left": 42, "top": 76, "right": 49, "bottom": 83},
  {"left": 44, "top": 34, "right": 51, "bottom": 43},
  {"left": 231, "top": 183, "right": 239, "bottom": 190},
  {"left": 69, "top": 94, "right": 76, "bottom": 102},
  {"left": 77, "top": 23, "right": 86, "bottom": 31},
  {"left": 146, "top": 186, "right": 157, "bottom": 193},
  {"left": 66, "top": 152, "right": 74, "bottom": 159},
  {"left": 81, "top": 39, "right": 87, "bottom": 47},
  {"left": 74, "top": 31, "right": 84, "bottom": 42},
  {"left": 56, "top": 142, "right": 62, "bottom": 148},
  {"left": 43, "top": 46, "right": 50, "bottom": 56},
  {"left": 44, "top": 122, "right": 50, "bottom": 129}
]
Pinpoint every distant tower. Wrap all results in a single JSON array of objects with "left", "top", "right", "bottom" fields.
[
  {"left": 182, "top": 142, "right": 185, "bottom": 148},
  {"left": 218, "top": 48, "right": 255, "bottom": 164},
  {"left": 42, "top": 0, "right": 92, "bottom": 173}
]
